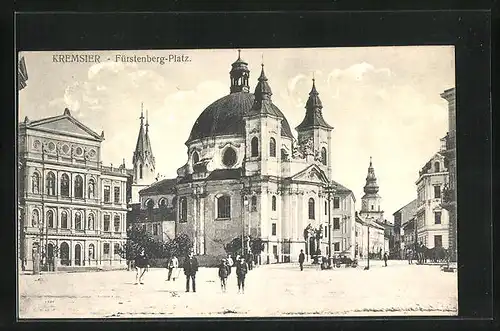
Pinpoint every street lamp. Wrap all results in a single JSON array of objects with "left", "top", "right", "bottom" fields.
[
  {"left": 242, "top": 195, "right": 249, "bottom": 256},
  {"left": 324, "top": 182, "right": 336, "bottom": 267},
  {"left": 364, "top": 217, "right": 372, "bottom": 271}
]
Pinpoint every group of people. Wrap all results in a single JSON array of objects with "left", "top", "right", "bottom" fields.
[
  {"left": 218, "top": 254, "right": 251, "bottom": 293},
  {"left": 133, "top": 250, "right": 253, "bottom": 294}
]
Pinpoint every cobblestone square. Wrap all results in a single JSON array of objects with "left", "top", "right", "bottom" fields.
[{"left": 19, "top": 260, "right": 457, "bottom": 318}]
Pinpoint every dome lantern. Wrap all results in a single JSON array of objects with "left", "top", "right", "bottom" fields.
[{"left": 229, "top": 50, "right": 250, "bottom": 94}]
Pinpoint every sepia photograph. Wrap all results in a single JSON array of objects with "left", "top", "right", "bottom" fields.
[{"left": 17, "top": 46, "right": 458, "bottom": 318}]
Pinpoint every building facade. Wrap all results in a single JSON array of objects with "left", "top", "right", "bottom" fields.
[
  {"left": 439, "top": 87, "right": 457, "bottom": 261},
  {"left": 129, "top": 53, "right": 357, "bottom": 263},
  {"left": 393, "top": 199, "right": 417, "bottom": 258},
  {"left": 18, "top": 109, "right": 129, "bottom": 270},
  {"left": 354, "top": 213, "right": 385, "bottom": 259},
  {"left": 415, "top": 153, "right": 449, "bottom": 249}
]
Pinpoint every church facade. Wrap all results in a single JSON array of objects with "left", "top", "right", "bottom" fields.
[
  {"left": 18, "top": 109, "right": 129, "bottom": 271},
  {"left": 130, "top": 52, "right": 356, "bottom": 263}
]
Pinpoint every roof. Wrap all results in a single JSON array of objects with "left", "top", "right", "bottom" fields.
[
  {"left": 330, "top": 179, "right": 353, "bottom": 195},
  {"left": 19, "top": 108, "right": 104, "bottom": 141},
  {"left": 186, "top": 92, "right": 294, "bottom": 144},
  {"left": 296, "top": 80, "right": 333, "bottom": 131},
  {"left": 139, "top": 178, "right": 177, "bottom": 195},
  {"left": 393, "top": 198, "right": 417, "bottom": 215}
]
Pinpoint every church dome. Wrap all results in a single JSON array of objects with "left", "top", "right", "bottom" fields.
[{"left": 186, "top": 92, "right": 294, "bottom": 144}]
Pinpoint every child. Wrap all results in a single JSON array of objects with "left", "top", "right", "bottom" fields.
[
  {"left": 134, "top": 249, "right": 149, "bottom": 285},
  {"left": 218, "top": 259, "right": 229, "bottom": 292},
  {"left": 236, "top": 257, "right": 248, "bottom": 294}
]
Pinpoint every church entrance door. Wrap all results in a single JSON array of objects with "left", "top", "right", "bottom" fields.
[{"left": 75, "top": 244, "right": 82, "bottom": 266}]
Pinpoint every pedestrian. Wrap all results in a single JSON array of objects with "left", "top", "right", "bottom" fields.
[
  {"left": 408, "top": 249, "right": 413, "bottom": 264},
  {"left": 218, "top": 259, "right": 229, "bottom": 292},
  {"left": 383, "top": 252, "right": 388, "bottom": 267},
  {"left": 298, "top": 249, "right": 305, "bottom": 271},
  {"left": 236, "top": 257, "right": 248, "bottom": 294},
  {"left": 167, "top": 255, "right": 179, "bottom": 281},
  {"left": 183, "top": 251, "right": 199, "bottom": 292},
  {"left": 134, "top": 249, "right": 149, "bottom": 285}
]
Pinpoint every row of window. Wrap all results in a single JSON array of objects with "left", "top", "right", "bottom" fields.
[
  {"left": 249, "top": 137, "right": 328, "bottom": 166},
  {"left": 30, "top": 209, "right": 123, "bottom": 232},
  {"left": 175, "top": 195, "right": 343, "bottom": 222},
  {"left": 30, "top": 172, "right": 122, "bottom": 203}
]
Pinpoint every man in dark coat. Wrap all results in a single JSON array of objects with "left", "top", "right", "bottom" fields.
[
  {"left": 298, "top": 249, "right": 305, "bottom": 271},
  {"left": 183, "top": 251, "right": 199, "bottom": 292},
  {"left": 236, "top": 257, "right": 248, "bottom": 294},
  {"left": 383, "top": 252, "right": 388, "bottom": 267}
]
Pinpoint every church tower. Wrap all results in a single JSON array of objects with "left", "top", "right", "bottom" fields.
[
  {"left": 359, "top": 157, "right": 384, "bottom": 221},
  {"left": 244, "top": 58, "right": 283, "bottom": 177},
  {"left": 131, "top": 103, "right": 156, "bottom": 204},
  {"left": 296, "top": 78, "right": 334, "bottom": 179}
]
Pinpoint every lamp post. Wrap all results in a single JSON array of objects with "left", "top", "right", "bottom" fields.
[
  {"left": 365, "top": 217, "right": 371, "bottom": 270},
  {"left": 324, "top": 183, "right": 335, "bottom": 267},
  {"left": 242, "top": 195, "right": 248, "bottom": 256}
]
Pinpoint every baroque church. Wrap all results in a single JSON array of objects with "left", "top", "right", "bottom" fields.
[{"left": 129, "top": 51, "right": 357, "bottom": 264}]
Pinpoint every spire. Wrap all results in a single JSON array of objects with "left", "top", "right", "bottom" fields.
[
  {"left": 296, "top": 78, "right": 333, "bottom": 131},
  {"left": 249, "top": 62, "right": 280, "bottom": 117},
  {"left": 230, "top": 49, "right": 250, "bottom": 93},
  {"left": 133, "top": 103, "right": 155, "bottom": 168},
  {"left": 363, "top": 156, "right": 379, "bottom": 195}
]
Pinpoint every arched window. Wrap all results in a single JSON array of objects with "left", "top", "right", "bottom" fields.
[
  {"left": 222, "top": 148, "right": 237, "bottom": 167},
  {"left": 272, "top": 195, "right": 277, "bottom": 211},
  {"left": 46, "top": 172, "right": 55, "bottom": 196},
  {"left": 308, "top": 198, "right": 315, "bottom": 220},
  {"left": 61, "top": 210, "right": 68, "bottom": 229},
  {"left": 281, "top": 149, "right": 288, "bottom": 161},
  {"left": 88, "top": 178, "right": 95, "bottom": 199},
  {"left": 75, "top": 211, "right": 82, "bottom": 230},
  {"left": 434, "top": 162, "right": 440, "bottom": 172},
  {"left": 87, "top": 214, "right": 94, "bottom": 230},
  {"left": 192, "top": 151, "right": 200, "bottom": 165},
  {"left": 146, "top": 199, "right": 154, "bottom": 220},
  {"left": 88, "top": 244, "right": 95, "bottom": 259},
  {"left": 251, "top": 196, "right": 257, "bottom": 211},
  {"left": 74, "top": 175, "right": 83, "bottom": 198},
  {"left": 61, "top": 173, "right": 70, "bottom": 197},
  {"left": 217, "top": 195, "right": 231, "bottom": 219},
  {"left": 159, "top": 198, "right": 167, "bottom": 208},
  {"left": 114, "top": 215, "right": 121, "bottom": 232},
  {"left": 31, "top": 172, "right": 40, "bottom": 194},
  {"left": 179, "top": 197, "right": 187, "bottom": 222},
  {"left": 269, "top": 137, "right": 276, "bottom": 157},
  {"left": 321, "top": 147, "right": 327, "bottom": 166},
  {"left": 31, "top": 209, "right": 39, "bottom": 227},
  {"left": 251, "top": 137, "right": 259, "bottom": 157},
  {"left": 47, "top": 210, "right": 54, "bottom": 228}
]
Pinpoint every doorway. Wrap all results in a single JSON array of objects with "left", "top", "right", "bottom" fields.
[{"left": 75, "top": 244, "right": 82, "bottom": 266}]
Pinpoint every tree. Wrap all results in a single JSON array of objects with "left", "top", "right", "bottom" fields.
[
  {"left": 224, "top": 237, "right": 243, "bottom": 257},
  {"left": 164, "top": 233, "right": 193, "bottom": 259},
  {"left": 249, "top": 236, "right": 265, "bottom": 256},
  {"left": 118, "top": 224, "right": 167, "bottom": 260}
]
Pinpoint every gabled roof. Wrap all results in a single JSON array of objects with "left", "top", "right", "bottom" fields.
[{"left": 20, "top": 108, "right": 104, "bottom": 141}]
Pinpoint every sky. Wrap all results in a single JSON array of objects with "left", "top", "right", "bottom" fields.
[{"left": 18, "top": 47, "right": 455, "bottom": 220}]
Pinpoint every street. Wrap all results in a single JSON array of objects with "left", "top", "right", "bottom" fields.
[{"left": 19, "top": 260, "right": 457, "bottom": 318}]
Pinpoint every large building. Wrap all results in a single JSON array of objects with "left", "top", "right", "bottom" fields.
[
  {"left": 415, "top": 153, "right": 449, "bottom": 248},
  {"left": 393, "top": 199, "right": 417, "bottom": 258},
  {"left": 18, "top": 108, "right": 129, "bottom": 270},
  {"left": 439, "top": 87, "right": 457, "bottom": 261},
  {"left": 129, "top": 52, "right": 357, "bottom": 264}
]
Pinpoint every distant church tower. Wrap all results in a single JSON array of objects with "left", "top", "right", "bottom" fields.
[
  {"left": 131, "top": 103, "right": 156, "bottom": 204},
  {"left": 359, "top": 157, "right": 384, "bottom": 221}
]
